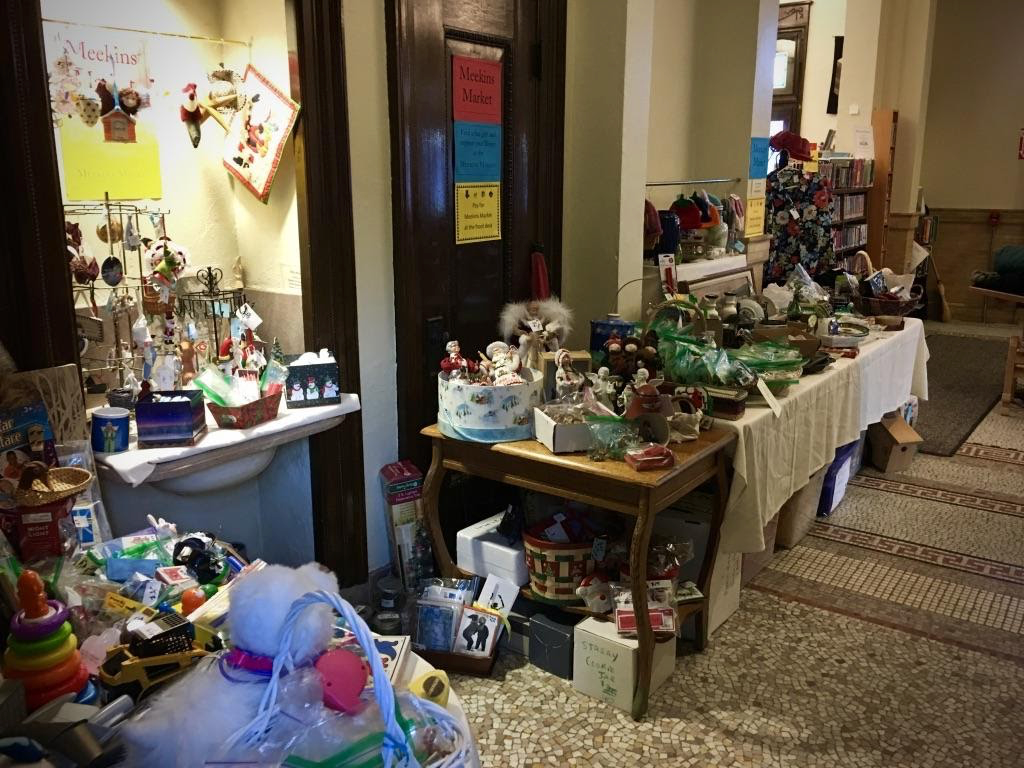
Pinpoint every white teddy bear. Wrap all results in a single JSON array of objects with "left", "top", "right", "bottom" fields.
[{"left": 122, "top": 562, "right": 339, "bottom": 768}]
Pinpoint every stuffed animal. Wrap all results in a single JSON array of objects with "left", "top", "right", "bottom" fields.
[{"left": 122, "top": 563, "right": 339, "bottom": 768}]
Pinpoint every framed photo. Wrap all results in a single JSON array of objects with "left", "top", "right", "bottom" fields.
[
  {"left": 454, "top": 608, "right": 499, "bottom": 657},
  {"left": 223, "top": 65, "right": 300, "bottom": 204}
]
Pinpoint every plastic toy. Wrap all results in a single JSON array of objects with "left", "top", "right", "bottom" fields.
[
  {"left": 98, "top": 643, "right": 207, "bottom": 702},
  {"left": 2, "top": 570, "right": 90, "bottom": 711}
]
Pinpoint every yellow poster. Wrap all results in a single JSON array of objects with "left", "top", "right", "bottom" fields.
[
  {"left": 59, "top": 117, "right": 162, "bottom": 200},
  {"left": 744, "top": 197, "right": 766, "bottom": 238},
  {"left": 455, "top": 182, "right": 501, "bottom": 244}
]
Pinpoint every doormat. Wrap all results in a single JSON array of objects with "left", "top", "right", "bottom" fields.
[{"left": 916, "top": 334, "right": 1006, "bottom": 456}]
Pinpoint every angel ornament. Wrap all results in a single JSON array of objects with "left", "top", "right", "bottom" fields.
[
  {"left": 586, "top": 366, "right": 619, "bottom": 410},
  {"left": 554, "top": 349, "right": 584, "bottom": 399},
  {"left": 483, "top": 342, "right": 524, "bottom": 386},
  {"left": 499, "top": 298, "right": 572, "bottom": 371}
]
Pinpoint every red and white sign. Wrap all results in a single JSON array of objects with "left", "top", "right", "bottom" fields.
[{"left": 452, "top": 55, "right": 501, "bottom": 124}]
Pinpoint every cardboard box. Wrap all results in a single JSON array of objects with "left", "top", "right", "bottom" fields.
[
  {"left": 456, "top": 512, "right": 529, "bottom": 586},
  {"left": 572, "top": 617, "right": 675, "bottom": 713},
  {"left": 817, "top": 440, "right": 861, "bottom": 517},
  {"left": 533, "top": 408, "right": 592, "bottom": 454},
  {"left": 776, "top": 466, "right": 827, "bottom": 549},
  {"left": 868, "top": 412, "right": 923, "bottom": 474},
  {"left": 285, "top": 359, "right": 342, "bottom": 409},
  {"left": 529, "top": 613, "right": 576, "bottom": 679},
  {"left": 740, "top": 512, "right": 779, "bottom": 586},
  {"left": 135, "top": 390, "right": 206, "bottom": 447}
]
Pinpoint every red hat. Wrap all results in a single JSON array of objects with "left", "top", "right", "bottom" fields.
[{"left": 770, "top": 130, "right": 813, "bottom": 162}]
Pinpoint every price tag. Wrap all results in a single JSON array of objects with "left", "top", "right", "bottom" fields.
[
  {"left": 544, "top": 522, "right": 569, "bottom": 543},
  {"left": 592, "top": 536, "right": 608, "bottom": 562},
  {"left": 527, "top": 319, "right": 544, "bottom": 332},
  {"left": 236, "top": 302, "right": 263, "bottom": 331},
  {"left": 756, "top": 378, "right": 783, "bottom": 418}
]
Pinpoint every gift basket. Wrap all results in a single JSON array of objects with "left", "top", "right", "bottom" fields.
[
  {"left": 523, "top": 510, "right": 597, "bottom": 604},
  {"left": 853, "top": 283, "right": 923, "bottom": 317}
]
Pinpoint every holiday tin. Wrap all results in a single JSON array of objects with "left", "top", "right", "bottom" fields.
[{"left": 437, "top": 369, "right": 543, "bottom": 443}]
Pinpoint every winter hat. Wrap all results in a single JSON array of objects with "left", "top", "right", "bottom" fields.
[{"left": 770, "top": 130, "right": 813, "bottom": 162}]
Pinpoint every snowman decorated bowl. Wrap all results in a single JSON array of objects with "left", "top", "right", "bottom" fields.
[{"left": 438, "top": 368, "right": 544, "bottom": 443}]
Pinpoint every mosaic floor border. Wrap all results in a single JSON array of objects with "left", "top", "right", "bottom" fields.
[
  {"left": 810, "top": 521, "right": 1024, "bottom": 585},
  {"left": 957, "top": 442, "right": 1024, "bottom": 465},
  {"left": 847, "top": 474, "right": 1024, "bottom": 518}
]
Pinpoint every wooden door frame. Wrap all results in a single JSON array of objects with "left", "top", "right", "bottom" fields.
[
  {"left": 1, "top": 0, "right": 368, "bottom": 586},
  {"left": 385, "top": 0, "right": 567, "bottom": 464}
]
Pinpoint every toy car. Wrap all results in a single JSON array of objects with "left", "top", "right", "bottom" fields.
[{"left": 99, "top": 643, "right": 207, "bottom": 701}]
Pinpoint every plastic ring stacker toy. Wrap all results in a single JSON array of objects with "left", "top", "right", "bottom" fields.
[
  {"left": 3, "top": 635, "right": 78, "bottom": 672},
  {"left": 3, "top": 651, "right": 83, "bottom": 691},
  {"left": 6, "top": 622, "right": 73, "bottom": 657},
  {"left": 10, "top": 601, "right": 69, "bottom": 641},
  {"left": 25, "top": 664, "right": 89, "bottom": 712}
]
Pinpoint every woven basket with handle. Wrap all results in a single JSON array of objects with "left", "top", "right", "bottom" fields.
[{"left": 523, "top": 528, "right": 595, "bottom": 604}]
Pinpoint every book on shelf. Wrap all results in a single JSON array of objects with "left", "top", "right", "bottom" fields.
[
  {"left": 819, "top": 158, "right": 875, "bottom": 189},
  {"left": 832, "top": 223, "right": 869, "bottom": 251}
]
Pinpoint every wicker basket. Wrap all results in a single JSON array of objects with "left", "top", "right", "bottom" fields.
[
  {"left": 523, "top": 527, "right": 595, "bottom": 604},
  {"left": 853, "top": 284, "right": 923, "bottom": 317}
]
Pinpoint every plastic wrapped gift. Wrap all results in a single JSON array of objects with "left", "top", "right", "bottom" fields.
[{"left": 437, "top": 369, "right": 543, "bottom": 443}]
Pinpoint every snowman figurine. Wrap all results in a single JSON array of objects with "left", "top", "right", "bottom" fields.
[
  {"left": 323, "top": 377, "right": 339, "bottom": 398},
  {"left": 289, "top": 380, "right": 305, "bottom": 402},
  {"left": 305, "top": 376, "right": 320, "bottom": 400}
]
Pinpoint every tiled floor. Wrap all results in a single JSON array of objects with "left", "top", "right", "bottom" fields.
[{"left": 451, "top": 398, "right": 1024, "bottom": 767}]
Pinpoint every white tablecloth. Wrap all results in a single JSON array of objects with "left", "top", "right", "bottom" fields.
[
  {"left": 719, "top": 318, "right": 928, "bottom": 553},
  {"left": 96, "top": 394, "right": 360, "bottom": 486}
]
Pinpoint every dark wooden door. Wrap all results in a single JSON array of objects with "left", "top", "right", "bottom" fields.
[{"left": 387, "top": 0, "right": 565, "bottom": 469}]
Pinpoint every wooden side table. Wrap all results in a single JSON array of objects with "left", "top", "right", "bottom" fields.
[{"left": 420, "top": 424, "right": 736, "bottom": 719}]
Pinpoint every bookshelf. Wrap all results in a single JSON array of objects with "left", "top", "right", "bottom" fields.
[{"left": 820, "top": 158, "right": 875, "bottom": 264}]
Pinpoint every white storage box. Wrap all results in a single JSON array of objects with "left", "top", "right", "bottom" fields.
[
  {"left": 572, "top": 617, "right": 675, "bottom": 713},
  {"left": 534, "top": 408, "right": 592, "bottom": 454},
  {"left": 456, "top": 512, "right": 529, "bottom": 586}
]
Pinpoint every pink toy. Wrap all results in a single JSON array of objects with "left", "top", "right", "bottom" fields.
[{"left": 315, "top": 647, "right": 369, "bottom": 714}]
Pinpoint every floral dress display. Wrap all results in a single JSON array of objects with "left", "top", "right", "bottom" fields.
[{"left": 763, "top": 165, "right": 835, "bottom": 283}]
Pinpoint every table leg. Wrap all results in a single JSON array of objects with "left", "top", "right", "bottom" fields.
[
  {"left": 696, "top": 453, "right": 729, "bottom": 650},
  {"left": 629, "top": 493, "right": 656, "bottom": 720},
  {"left": 422, "top": 439, "right": 456, "bottom": 577}
]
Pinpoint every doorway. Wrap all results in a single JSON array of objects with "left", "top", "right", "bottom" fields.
[
  {"left": 386, "top": 0, "right": 566, "bottom": 469},
  {"left": 0, "top": 0, "right": 368, "bottom": 585}
]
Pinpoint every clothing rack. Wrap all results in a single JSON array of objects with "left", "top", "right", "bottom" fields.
[
  {"left": 645, "top": 177, "right": 742, "bottom": 187},
  {"left": 42, "top": 18, "right": 252, "bottom": 48}
]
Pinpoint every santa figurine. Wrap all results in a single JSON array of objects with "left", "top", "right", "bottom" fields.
[
  {"left": 483, "top": 342, "right": 524, "bottom": 386},
  {"left": 440, "top": 340, "right": 478, "bottom": 379}
]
